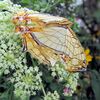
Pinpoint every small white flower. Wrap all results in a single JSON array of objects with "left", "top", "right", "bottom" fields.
[
  {"left": 0, "top": 49, "right": 5, "bottom": 54},
  {"left": 1, "top": 44, "right": 7, "bottom": 49},
  {"left": 51, "top": 72, "right": 56, "bottom": 77},
  {"left": 24, "top": 84, "right": 29, "bottom": 89},
  {"left": 20, "top": 68, "right": 24, "bottom": 72},
  {"left": 48, "top": 91, "right": 51, "bottom": 95},
  {"left": 13, "top": 73, "right": 17, "bottom": 77},
  {"left": 55, "top": 64, "right": 59, "bottom": 67},
  {"left": 18, "top": 85, "right": 23, "bottom": 90},
  {"left": 22, "top": 58, "right": 26, "bottom": 63},
  {"left": 56, "top": 66, "right": 60, "bottom": 70},
  {"left": 51, "top": 67, "right": 55, "bottom": 71},
  {"left": 10, "top": 78, "right": 15, "bottom": 83},
  {"left": 4, "top": 69, "right": 10, "bottom": 74},
  {"left": 59, "top": 77, "right": 63, "bottom": 81},
  {"left": 58, "top": 70, "right": 62, "bottom": 75},
  {"left": 7, "top": 62, "right": 12, "bottom": 66},
  {"left": 17, "top": 73, "right": 21, "bottom": 78},
  {"left": 29, "top": 66, "right": 33, "bottom": 71},
  {"left": 11, "top": 65, "right": 15, "bottom": 70},
  {"left": 35, "top": 82, "right": 39, "bottom": 85},
  {"left": 16, "top": 77, "right": 20, "bottom": 81},
  {"left": 0, "top": 63, "right": 3, "bottom": 68},
  {"left": 24, "top": 66, "right": 28, "bottom": 70},
  {"left": 32, "top": 91, "right": 36, "bottom": 95},
  {"left": 14, "top": 83, "right": 19, "bottom": 88},
  {"left": 26, "top": 69, "right": 30, "bottom": 74},
  {"left": 27, "top": 90, "right": 31, "bottom": 95},
  {"left": 39, "top": 72, "right": 42, "bottom": 76},
  {"left": 34, "top": 66, "right": 39, "bottom": 72},
  {"left": 36, "top": 74, "right": 40, "bottom": 79}
]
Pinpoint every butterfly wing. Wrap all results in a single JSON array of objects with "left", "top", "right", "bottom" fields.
[
  {"left": 13, "top": 12, "right": 87, "bottom": 72},
  {"left": 31, "top": 26, "right": 86, "bottom": 71},
  {"left": 31, "top": 26, "right": 84, "bottom": 59},
  {"left": 29, "top": 13, "right": 73, "bottom": 26},
  {"left": 22, "top": 33, "right": 61, "bottom": 65}
]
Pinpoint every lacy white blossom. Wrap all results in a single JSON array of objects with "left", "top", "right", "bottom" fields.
[
  {"left": 51, "top": 62, "right": 79, "bottom": 96},
  {"left": 12, "top": 66, "right": 42, "bottom": 96},
  {"left": 44, "top": 91, "right": 60, "bottom": 100},
  {"left": 0, "top": 0, "right": 42, "bottom": 97}
]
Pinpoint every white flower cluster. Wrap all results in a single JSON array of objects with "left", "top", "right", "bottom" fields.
[
  {"left": 51, "top": 63, "right": 67, "bottom": 81},
  {"left": 0, "top": 11, "right": 25, "bottom": 76},
  {"left": 12, "top": 66, "right": 42, "bottom": 96},
  {"left": 44, "top": 91, "right": 60, "bottom": 100},
  {"left": 0, "top": 0, "right": 42, "bottom": 97},
  {"left": 64, "top": 73, "right": 79, "bottom": 96},
  {"left": 51, "top": 62, "right": 79, "bottom": 96}
]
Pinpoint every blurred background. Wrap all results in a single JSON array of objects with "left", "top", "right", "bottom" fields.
[{"left": 11, "top": 0, "right": 100, "bottom": 100}]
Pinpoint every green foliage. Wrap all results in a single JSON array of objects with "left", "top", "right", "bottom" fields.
[
  {"left": 18, "top": 0, "right": 62, "bottom": 12},
  {"left": 93, "top": 9, "right": 100, "bottom": 22},
  {"left": 91, "top": 70, "right": 100, "bottom": 100},
  {"left": 73, "top": 70, "right": 100, "bottom": 100}
]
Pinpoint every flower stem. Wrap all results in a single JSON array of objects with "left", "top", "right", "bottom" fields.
[
  {"left": 30, "top": 54, "right": 47, "bottom": 97},
  {"left": 39, "top": 77, "right": 46, "bottom": 97}
]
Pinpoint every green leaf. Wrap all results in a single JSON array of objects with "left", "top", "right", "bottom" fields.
[
  {"left": 21, "top": 0, "right": 29, "bottom": 4},
  {"left": 91, "top": 70, "right": 100, "bottom": 100},
  {"left": 50, "top": 82, "right": 63, "bottom": 94},
  {"left": 42, "top": 68, "right": 53, "bottom": 83},
  {"left": 20, "top": 94, "right": 30, "bottom": 100},
  {"left": 30, "top": 96, "right": 42, "bottom": 100},
  {"left": 0, "top": 92, "right": 9, "bottom": 100}
]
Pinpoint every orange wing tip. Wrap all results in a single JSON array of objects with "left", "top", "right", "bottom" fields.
[
  {"left": 65, "top": 68, "right": 76, "bottom": 72},
  {"left": 65, "top": 65, "right": 87, "bottom": 72}
]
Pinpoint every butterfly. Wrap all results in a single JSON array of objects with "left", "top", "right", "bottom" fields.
[{"left": 12, "top": 11, "right": 87, "bottom": 72}]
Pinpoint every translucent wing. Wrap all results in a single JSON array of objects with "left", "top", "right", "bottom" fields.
[
  {"left": 31, "top": 25, "right": 86, "bottom": 71},
  {"left": 22, "top": 33, "right": 61, "bottom": 65},
  {"left": 32, "top": 26, "right": 85, "bottom": 60}
]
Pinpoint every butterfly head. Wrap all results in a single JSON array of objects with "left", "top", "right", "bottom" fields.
[{"left": 13, "top": 12, "right": 45, "bottom": 34}]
